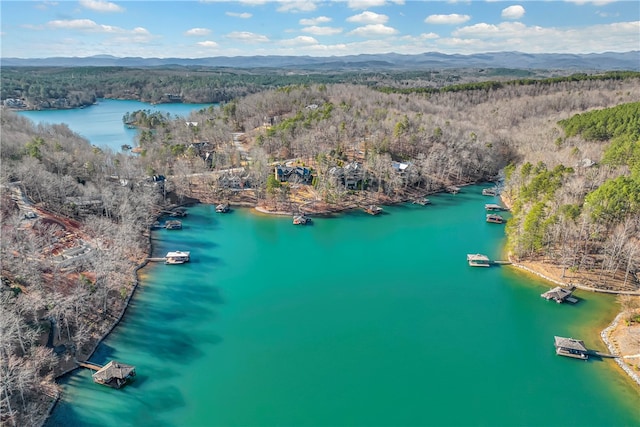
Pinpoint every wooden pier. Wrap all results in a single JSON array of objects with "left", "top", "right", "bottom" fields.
[
  {"left": 77, "top": 361, "right": 102, "bottom": 371},
  {"left": 147, "top": 257, "right": 167, "bottom": 262}
]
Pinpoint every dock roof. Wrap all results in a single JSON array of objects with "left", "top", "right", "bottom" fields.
[
  {"left": 92, "top": 361, "right": 135, "bottom": 382},
  {"left": 543, "top": 287, "right": 572, "bottom": 299},
  {"left": 554, "top": 336, "right": 587, "bottom": 352}
]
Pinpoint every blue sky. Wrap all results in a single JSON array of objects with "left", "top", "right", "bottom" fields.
[{"left": 1, "top": 1, "right": 639, "bottom": 58}]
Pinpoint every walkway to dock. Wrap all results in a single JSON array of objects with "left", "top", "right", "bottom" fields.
[
  {"left": 77, "top": 361, "right": 102, "bottom": 371},
  {"left": 147, "top": 257, "right": 167, "bottom": 262},
  {"left": 587, "top": 350, "right": 618, "bottom": 359}
]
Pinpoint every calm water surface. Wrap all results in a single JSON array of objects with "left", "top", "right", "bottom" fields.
[
  {"left": 48, "top": 191, "right": 640, "bottom": 426},
  {"left": 17, "top": 99, "right": 213, "bottom": 152}
]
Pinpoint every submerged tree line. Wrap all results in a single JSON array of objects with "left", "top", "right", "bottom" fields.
[{"left": 1, "top": 71, "right": 639, "bottom": 426}]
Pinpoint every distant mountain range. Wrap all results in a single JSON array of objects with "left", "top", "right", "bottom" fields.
[{"left": 2, "top": 51, "right": 639, "bottom": 71}]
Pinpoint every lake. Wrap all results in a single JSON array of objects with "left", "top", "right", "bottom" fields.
[
  {"left": 26, "top": 100, "right": 637, "bottom": 426},
  {"left": 17, "top": 99, "right": 213, "bottom": 152},
  {"left": 47, "top": 196, "right": 640, "bottom": 426}
]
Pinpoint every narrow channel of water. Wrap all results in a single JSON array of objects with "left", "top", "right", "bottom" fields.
[{"left": 47, "top": 189, "right": 640, "bottom": 426}]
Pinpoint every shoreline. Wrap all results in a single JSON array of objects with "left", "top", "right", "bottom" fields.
[
  {"left": 43, "top": 189, "right": 638, "bottom": 424},
  {"left": 43, "top": 233, "right": 153, "bottom": 425},
  {"left": 507, "top": 260, "right": 640, "bottom": 388}
]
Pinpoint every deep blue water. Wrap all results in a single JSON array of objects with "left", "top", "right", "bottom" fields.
[{"left": 17, "top": 99, "right": 213, "bottom": 152}]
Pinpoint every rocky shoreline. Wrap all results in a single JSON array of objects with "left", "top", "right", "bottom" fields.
[{"left": 601, "top": 312, "right": 640, "bottom": 387}]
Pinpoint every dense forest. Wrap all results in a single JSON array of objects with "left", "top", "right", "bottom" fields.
[
  {"left": 0, "top": 66, "right": 602, "bottom": 109},
  {"left": 1, "top": 70, "right": 640, "bottom": 426}
]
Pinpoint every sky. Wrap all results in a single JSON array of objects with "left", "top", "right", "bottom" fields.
[{"left": 1, "top": 0, "right": 639, "bottom": 58}]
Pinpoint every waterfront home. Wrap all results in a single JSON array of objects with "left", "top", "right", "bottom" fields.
[
  {"left": 486, "top": 213, "right": 504, "bottom": 224},
  {"left": 275, "top": 164, "right": 313, "bottom": 184},
  {"left": 541, "top": 287, "right": 578, "bottom": 304},
  {"left": 554, "top": 336, "right": 588, "bottom": 360},
  {"left": 92, "top": 361, "right": 136, "bottom": 389},
  {"left": 165, "top": 251, "right": 190, "bottom": 264},
  {"left": 467, "top": 253, "right": 490, "bottom": 267}
]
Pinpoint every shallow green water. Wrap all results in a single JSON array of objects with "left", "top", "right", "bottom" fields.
[{"left": 48, "top": 188, "right": 640, "bottom": 426}]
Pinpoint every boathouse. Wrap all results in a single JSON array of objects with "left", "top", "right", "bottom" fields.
[
  {"left": 165, "top": 251, "right": 190, "bottom": 264},
  {"left": 486, "top": 213, "right": 504, "bottom": 224},
  {"left": 364, "top": 205, "right": 383, "bottom": 215},
  {"left": 485, "top": 203, "right": 503, "bottom": 211},
  {"left": 554, "top": 336, "right": 588, "bottom": 360},
  {"left": 92, "top": 361, "right": 136, "bottom": 388},
  {"left": 293, "top": 214, "right": 310, "bottom": 225},
  {"left": 164, "top": 220, "right": 182, "bottom": 230},
  {"left": 467, "top": 253, "right": 490, "bottom": 267},
  {"left": 541, "top": 287, "right": 578, "bottom": 304},
  {"left": 216, "top": 202, "right": 230, "bottom": 213}
]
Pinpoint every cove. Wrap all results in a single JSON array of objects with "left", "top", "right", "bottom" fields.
[
  {"left": 47, "top": 189, "right": 640, "bottom": 426},
  {"left": 17, "top": 99, "right": 214, "bottom": 152}
]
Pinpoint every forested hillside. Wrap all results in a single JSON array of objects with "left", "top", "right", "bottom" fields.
[
  {"left": 1, "top": 72, "right": 639, "bottom": 426},
  {"left": 505, "top": 102, "right": 640, "bottom": 289}
]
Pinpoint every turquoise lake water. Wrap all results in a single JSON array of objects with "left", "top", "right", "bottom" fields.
[
  {"left": 47, "top": 191, "right": 640, "bottom": 426},
  {"left": 17, "top": 99, "right": 213, "bottom": 152}
]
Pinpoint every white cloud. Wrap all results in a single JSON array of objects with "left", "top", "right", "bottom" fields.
[
  {"left": 300, "top": 16, "right": 332, "bottom": 26},
  {"left": 347, "top": 0, "right": 386, "bottom": 10},
  {"left": 79, "top": 0, "right": 124, "bottom": 13},
  {"left": 502, "top": 5, "right": 525, "bottom": 20},
  {"left": 301, "top": 26, "right": 343, "bottom": 36},
  {"left": 226, "top": 12, "right": 252, "bottom": 18},
  {"left": 348, "top": 24, "right": 398, "bottom": 37},
  {"left": 47, "top": 19, "right": 119, "bottom": 32},
  {"left": 446, "top": 20, "right": 640, "bottom": 54},
  {"left": 280, "top": 35, "right": 319, "bottom": 46},
  {"left": 226, "top": 31, "right": 270, "bottom": 43},
  {"left": 236, "top": 0, "right": 268, "bottom": 5},
  {"left": 347, "top": 11, "right": 389, "bottom": 24},
  {"left": 185, "top": 28, "right": 212, "bottom": 36},
  {"left": 566, "top": 0, "right": 617, "bottom": 5},
  {"left": 425, "top": 14, "right": 471, "bottom": 25},
  {"left": 276, "top": 1, "right": 318, "bottom": 13},
  {"left": 34, "top": 1, "right": 59, "bottom": 11},
  {"left": 197, "top": 40, "right": 219, "bottom": 48}
]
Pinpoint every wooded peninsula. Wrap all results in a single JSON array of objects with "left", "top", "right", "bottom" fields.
[{"left": 1, "top": 67, "right": 639, "bottom": 426}]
